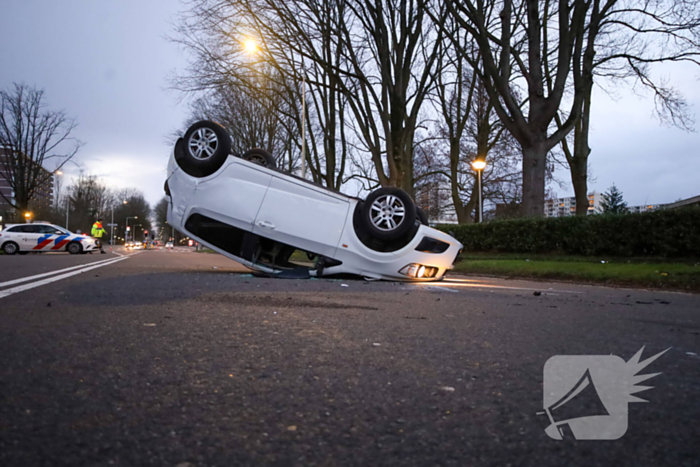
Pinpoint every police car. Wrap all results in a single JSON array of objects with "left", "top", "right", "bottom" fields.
[
  {"left": 165, "top": 120, "right": 463, "bottom": 281},
  {"left": 0, "top": 223, "right": 99, "bottom": 255}
]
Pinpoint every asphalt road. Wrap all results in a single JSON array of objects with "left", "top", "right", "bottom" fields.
[{"left": 1, "top": 248, "right": 698, "bottom": 466}]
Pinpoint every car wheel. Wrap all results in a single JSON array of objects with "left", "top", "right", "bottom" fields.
[
  {"left": 177, "top": 120, "right": 232, "bottom": 177},
  {"left": 416, "top": 207, "right": 429, "bottom": 225},
  {"left": 241, "top": 148, "right": 277, "bottom": 169},
  {"left": 2, "top": 242, "right": 19, "bottom": 255},
  {"left": 67, "top": 242, "right": 82, "bottom": 255},
  {"left": 360, "top": 187, "right": 417, "bottom": 241}
]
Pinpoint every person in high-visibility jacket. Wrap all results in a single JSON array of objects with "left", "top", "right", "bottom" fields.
[{"left": 91, "top": 218, "right": 108, "bottom": 254}]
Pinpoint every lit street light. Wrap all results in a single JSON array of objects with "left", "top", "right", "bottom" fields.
[
  {"left": 126, "top": 216, "right": 138, "bottom": 243},
  {"left": 471, "top": 159, "right": 487, "bottom": 223},
  {"left": 243, "top": 38, "right": 258, "bottom": 55}
]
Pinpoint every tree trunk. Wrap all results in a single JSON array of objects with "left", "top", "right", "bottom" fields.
[
  {"left": 571, "top": 153, "right": 590, "bottom": 216},
  {"left": 520, "top": 141, "right": 547, "bottom": 217},
  {"left": 572, "top": 88, "right": 592, "bottom": 216},
  {"left": 454, "top": 191, "right": 477, "bottom": 223}
]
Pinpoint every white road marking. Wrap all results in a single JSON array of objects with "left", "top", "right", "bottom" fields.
[
  {"left": 0, "top": 256, "right": 128, "bottom": 299},
  {"left": 0, "top": 256, "right": 121, "bottom": 289}
]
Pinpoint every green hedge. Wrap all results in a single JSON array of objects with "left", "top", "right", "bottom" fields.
[{"left": 437, "top": 207, "right": 700, "bottom": 257}]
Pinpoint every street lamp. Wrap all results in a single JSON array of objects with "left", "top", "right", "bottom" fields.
[
  {"left": 126, "top": 216, "right": 138, "bottom": 243},
  {"left": 471, "top": 159, "right": 487, "bottom": 223},
  {"left": 243, "top": 38, "right": 258, "bottom": 55},
  {"left": 111, "top": 200, "right": 127, "bottom": 249},
  {"left": 24, "top": 212, "right": 33, "bottom": 222}
]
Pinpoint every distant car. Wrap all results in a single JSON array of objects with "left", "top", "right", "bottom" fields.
[
  {"left": 164, "top": 120, "right": 462, "bottom": 281},
  {"left": 0, "top": 223, "right": 99, "bottom": 255},
  {"left": 165, "top": 242, "right": 174, "bottom": 249},
  {"left": 125, "top": 242, "right": 133, "bottom": 249}
]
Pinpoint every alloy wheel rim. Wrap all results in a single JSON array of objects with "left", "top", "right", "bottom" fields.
[
  {"left": 248, "top": 154, "right": 268, "bottom": 166},
  {"left": 188, "top": 128, "right": 219, "bottom": 160},
  {"left": 370, "top": 195, "right": 406, "bottom": 231}
]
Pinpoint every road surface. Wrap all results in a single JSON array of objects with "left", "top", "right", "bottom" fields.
[{"left": 1, "top": 248, "right": 698, "bottom": 466}]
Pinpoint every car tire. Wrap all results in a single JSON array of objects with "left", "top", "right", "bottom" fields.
[
  {"left": 416, "top": 207, "right": 429, "bottom": 225},
  {"left": 2, "top": 242, "right": 19, "bottom": 255},
  {"left": 241, "top": 148, "right": 277, "bottom": 169},
  {"left": 360, "top": 187, "right": 417, "bottom": 241},
  {"left": 67, "top": 242, "right": 82, "bottom": 255},
  {"left": 176, "top": 120, "right": 232, "bottom": 177}
]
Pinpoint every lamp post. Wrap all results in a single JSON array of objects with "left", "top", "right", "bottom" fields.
[
  {"left": 126, "top": 216, "right": 138, "bottom": 243},
  {"left": 471, "top": 159, "right": 487, "bottom": 223},
  {"left": 111, "top": 200, "right": 127, "bottom": 249}
]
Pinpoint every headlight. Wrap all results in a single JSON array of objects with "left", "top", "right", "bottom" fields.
[{"left": 399, "top": 263, "right": 438, "bottom": 278}]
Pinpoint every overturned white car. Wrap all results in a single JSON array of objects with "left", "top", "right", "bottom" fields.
[{"left": 165, "top": 121, "right": 462, "bottom": 281}]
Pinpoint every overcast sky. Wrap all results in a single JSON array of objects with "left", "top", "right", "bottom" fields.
[{"left": 1, "top": 1, "right": 699, "bottom": 208}]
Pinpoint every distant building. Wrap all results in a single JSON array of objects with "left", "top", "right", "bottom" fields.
[
  {"left": 0, "top": 147, "right": 55, "bottom": 223},
  {"left": 628, "top": 204, "right": 662, "bottom": 214},
  {"left": 545, "top": 191, "right": 602, "bottom": 218}
]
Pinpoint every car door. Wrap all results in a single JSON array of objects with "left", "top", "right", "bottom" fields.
[
  {"left": 252, "top": 175, "right": 350, "bottom": 258},
  {"left": 19, "top": 224, "right": 45, "bottom": 251},
  {"left": 191, "top": 159, "right": 272, "bottom": 232}
]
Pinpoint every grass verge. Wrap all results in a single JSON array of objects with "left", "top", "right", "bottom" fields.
[{"left": 453, "top": 254, "right": 700, "bottom": 292}]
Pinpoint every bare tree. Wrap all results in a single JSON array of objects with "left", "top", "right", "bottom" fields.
[
  {"left": 172, "top": 0, "right": 349, "bottom": 189},
  {"left": 547, "top": 0, "right": 700, "bottom": 215},
  {"left": 435, "top": 0, "right": 601, "bottom": 217},
  {"left": 174, "top": 0, "right": 449, "bottom": 195},
  {"left": 0, "top": 83, "right": 82, "bottom": 214}
]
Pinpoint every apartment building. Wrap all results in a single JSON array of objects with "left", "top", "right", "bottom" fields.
[
  {"left": 545, "top": 191, "right": 602, "bottom": 218},
  {"left": 0, "top": 147, "right": 54, "bottom": 222}
]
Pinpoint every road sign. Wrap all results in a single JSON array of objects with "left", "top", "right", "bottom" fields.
[{"left": 107, "top": 223, "right": 117, "bottom": 227}]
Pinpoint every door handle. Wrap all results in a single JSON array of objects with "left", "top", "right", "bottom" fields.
[{"left": 257, "top": 220, "right": 275, "bottom": 229}]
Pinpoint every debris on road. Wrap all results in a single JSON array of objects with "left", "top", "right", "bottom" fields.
[
  {"left": 143, "top": 323, "right": 156, "bottom": 327},
  {"left": 373, "top": 343, "right": 381, "bottom": 346},
  {"left": 341, "top": 284, "right": 349, "bottom": 287},
  {"left": 533, "top": 291, "right": 542, "bottom": 296},
  {"left": 440, "top": 386, "right": 455, "bottom": 392}
]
